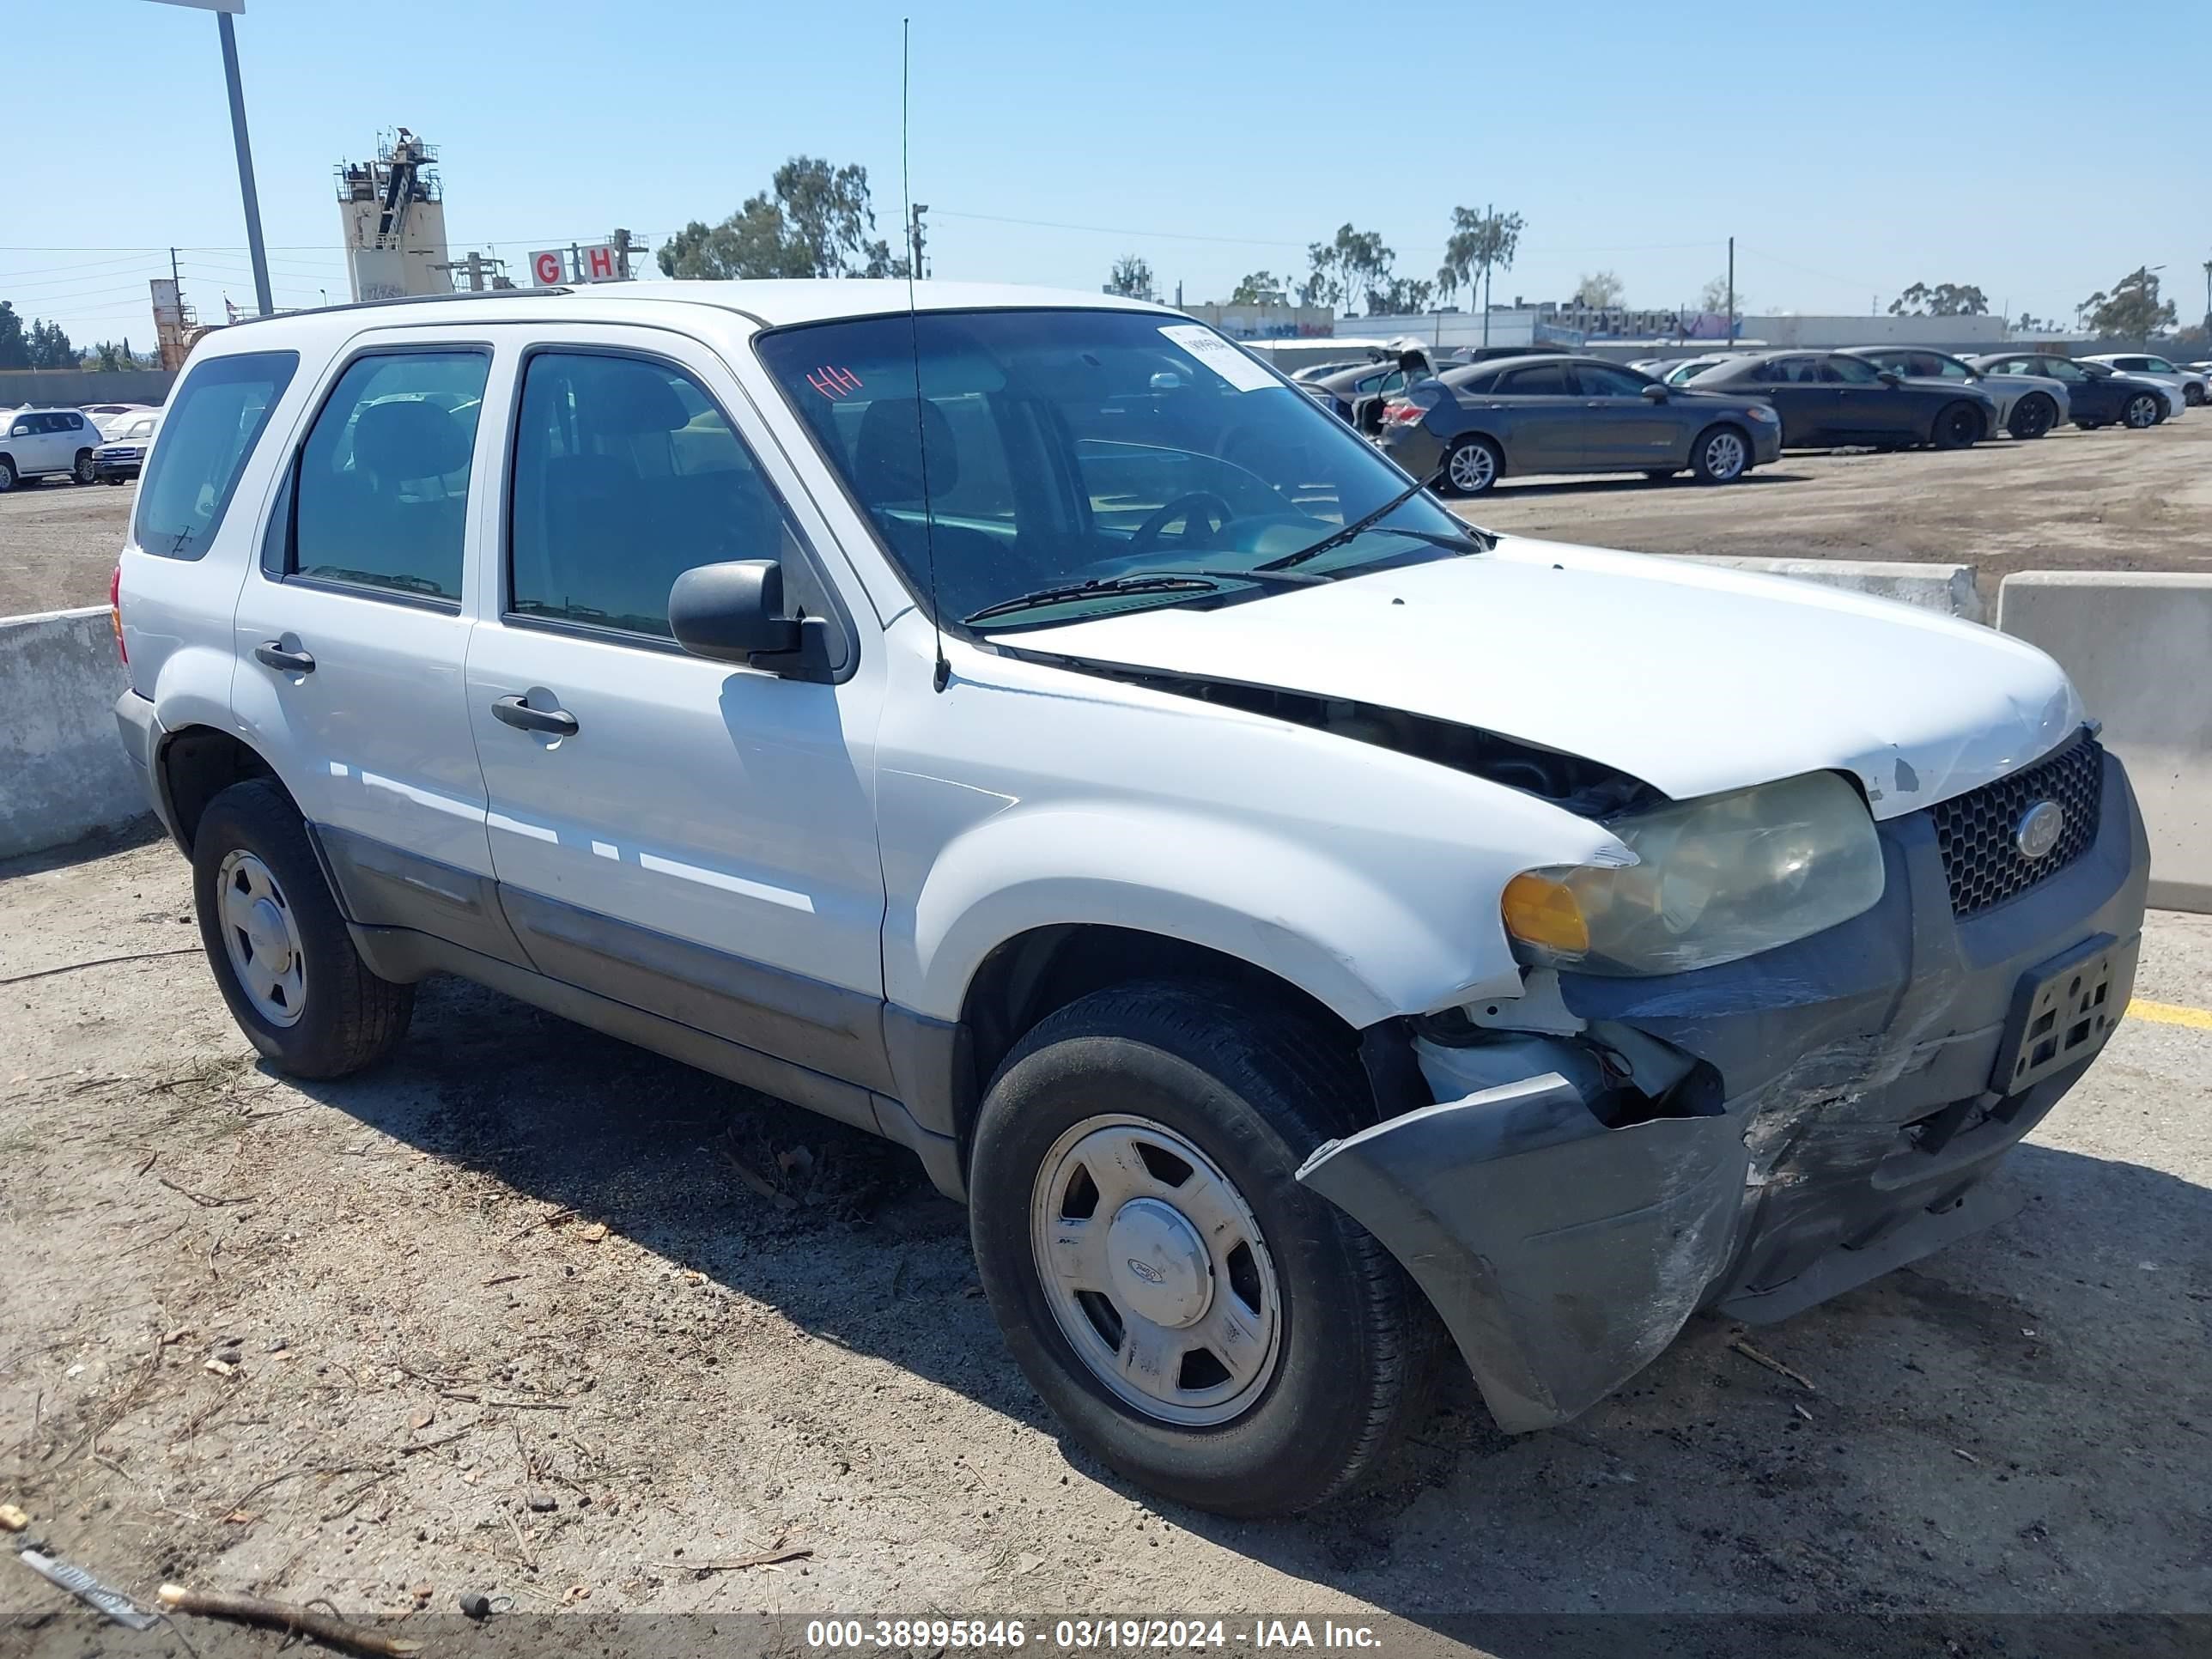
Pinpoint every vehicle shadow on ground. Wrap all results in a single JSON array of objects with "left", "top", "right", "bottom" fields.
[
  {"left": 292, "top": 975, "right": 2212, "bottom": 1636},
  {"left": 1483, "top": 471, "right": 1812, "bottom": 501}
]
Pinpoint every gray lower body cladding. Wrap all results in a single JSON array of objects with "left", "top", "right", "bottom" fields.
[{"left": 1300, "top": 751, "right": 2151, "bottom": 1433}]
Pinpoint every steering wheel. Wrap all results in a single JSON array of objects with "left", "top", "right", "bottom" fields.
[{"left": 1127, "top": 491, "right": 1235, "bottom": 557}]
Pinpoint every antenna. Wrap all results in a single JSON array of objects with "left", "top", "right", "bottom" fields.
[{"left": 902, "top": 17, "right": 950, "bottom": 694}]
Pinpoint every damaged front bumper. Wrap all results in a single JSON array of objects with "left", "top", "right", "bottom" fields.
[{"left": 1299, "top": 745, "right": 2150, "bottom": 1434}]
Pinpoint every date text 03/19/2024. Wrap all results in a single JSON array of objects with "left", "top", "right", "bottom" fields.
[{"left": 804, "top": 1618, "right": 1384, "bottom": 1650}]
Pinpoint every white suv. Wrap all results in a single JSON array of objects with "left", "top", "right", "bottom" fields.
[
  {"left": 112, "top": 282, "right": 2149, "bottom": 1516},
  {"left": 2082, "top": 352, "right": 2205, "bottom": 413},
  {"left": 0, "top": 404, "right": 103, "bottom": 489}
]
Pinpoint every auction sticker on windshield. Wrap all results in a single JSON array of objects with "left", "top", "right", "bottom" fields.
[{"left": 1158, "top": 324, "right": 1283, "bottom": 392}]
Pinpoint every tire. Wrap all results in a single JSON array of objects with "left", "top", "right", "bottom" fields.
[
  {"left": 2122, "top": 392, "right": 2161, "bottom": 429},
  {"left": 2187, "top": 384, "right": 2205, "bottom": 408},
  {"left": 1439, "top": 434, "right": 1501, "bottom": 496},
  {"left": 2006, "top": 392, "right": 2057, "bottom": 441},
  {"left": 0, "top": 457, "right": 15, "bottom": 494},
  {"left": 72, "top": 449, "right": 95, "bottom": 484},
  {"left": 1689, "top": 423, "right": 1752, "bottom": 484},
  {"left": 191, "top": 779, "right": 415, "bottom": 1079},
  {"left": 969, "top": 981, "right": 1437, "bottom": 1518},
  {"left": 1931, "top": 401, "right": 1985, "bottom": 449}
]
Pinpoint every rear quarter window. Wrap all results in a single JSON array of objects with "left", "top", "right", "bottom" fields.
[{"left": 133, "top": 349, "right": 299, "bottom": 560}]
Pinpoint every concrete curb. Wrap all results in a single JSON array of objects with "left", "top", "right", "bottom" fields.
[
  {"left": 1997, "top": 572, "right": 2212, "bottom": 914},
  {"left": 1662, "top": 555, "right": 1984, "bottom": 623},
  {"left": 0, "top": 607, "right": 141, "bottom": 861}
]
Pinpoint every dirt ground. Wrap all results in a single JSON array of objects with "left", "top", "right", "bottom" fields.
[
  {"left": 3, "top": 415, "right": 2209, "bottom": 617},
  {"left": 2, "top": 833, "right": 2209, "bottom": 1656}
]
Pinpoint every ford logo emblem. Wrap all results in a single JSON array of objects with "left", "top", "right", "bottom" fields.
[
  {"left": 2014, "top": 800, "right": 2065, "bottom": 861},
  {"left": 1126, "top": 1258, "right": 1167, "bottom": 1285}
]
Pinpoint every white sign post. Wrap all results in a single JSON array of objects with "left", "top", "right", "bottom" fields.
[{"left": 144, "top": 2, "right": 269, "bottom": 319}]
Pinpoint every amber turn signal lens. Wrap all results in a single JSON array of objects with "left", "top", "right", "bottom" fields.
[{"left": 1501, "top": 872, "right": 1590, "bottom": 956}]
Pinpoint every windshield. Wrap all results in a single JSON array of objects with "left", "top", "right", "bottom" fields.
[{"left": 755, "top": 308, "right": 1470, "bottom": 630}]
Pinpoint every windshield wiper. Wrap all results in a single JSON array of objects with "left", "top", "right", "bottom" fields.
[
  {"left": 1254, "top": 466, "right": 1490, "bottom": 573},
  {"left": 964, "top": 570, "right": 1309, "bottom": 628}
]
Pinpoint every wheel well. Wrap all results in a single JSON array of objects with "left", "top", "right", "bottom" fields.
[
  {"left": 160, "top": 726, "right": 284, "bottom": 851},
  {"left": 955, "top": 924, "right": 1370, "bottom": 1151}
]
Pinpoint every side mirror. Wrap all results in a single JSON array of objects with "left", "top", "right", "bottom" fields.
[
  {"left": 669, "top": 559, "right": 811, "bottom": 671},
  {"left": 1640, "top": 383, "right": 1668, "bottom": 402},
  {"left": 1876, "top": 369, "right": 1904, "bottom": 387}
]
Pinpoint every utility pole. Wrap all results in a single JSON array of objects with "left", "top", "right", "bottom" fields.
[
  {"left": 1480, "top": 201, "right": 1493, "bottom": 349},
  {"left": 2203, "top": 256, "right": 2210, "bottom": 331},
  {"left": 1725, "top": 236, "right": 1735, "bottom": 345},
  {"left": 214, "top": 12, "right": 273, "bottom": 319},
  {"left": 908, "top": 204, "right": 928, "bottom": 280}
]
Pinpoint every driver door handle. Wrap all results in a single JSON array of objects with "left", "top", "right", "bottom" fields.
[
  {"left": 491, "top": 694, "right": 579, "bottom": 738},
  {"left": 254, "top": 641, "right": 316, "bottom": 674}
]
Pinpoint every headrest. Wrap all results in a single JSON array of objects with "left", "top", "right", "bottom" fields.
[
  {"left": 354, "top": 398, "right": 471, "bottom": 481},
  {"left": 571, "top": 359, "right": 691, "bottom": 435},
  {"left": 853, "top": 397, "right": 959, "bottom": 502}
]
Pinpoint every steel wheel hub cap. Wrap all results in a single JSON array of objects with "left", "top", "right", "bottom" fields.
[
  {"left": 217, "top": 850, "right": 306, "bottom": 1027},
  {"left": 1030, "top": 1115, "right": 1283, "bottom": 1426}
]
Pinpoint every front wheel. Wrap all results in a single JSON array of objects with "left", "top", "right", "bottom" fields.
[
  {"left": 1690, "top": 423, "right": 1752, "bottom": 483},
  {"left": 0, "top": 457, "right": 15, "bottom": 494},
  {"left": 2007, "top": 393, "right": 2057, "bottom": 441},
  {"left": 72, "top": 449, "right": 96, "bottom": 484},
  {"left": 1440, "top": 434, "right": 1501, "bottom": 495},
  {"left": 2123, "top": 392, "right": 2161, "bottom": 429},
  {"left": 2187, "top": 384, "right": 2205, "bottom": 407},
  {"left": 192, "top": 779, "right": 415, "bottom": 1078},
  {"left": 1931, "top": 401, "right": 1986, "bottom": 449},
  {"left": 969, "top": 982, "right": 1436, "bottom": 1517}
]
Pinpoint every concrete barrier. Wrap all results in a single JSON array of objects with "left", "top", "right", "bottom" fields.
[
  {"left": 1663, "top": 555, "right": 1984, "bottom": 622},
  {"left": 1998, "top": 573, "right": 2212, "bottom": 913},
  {"left": 0, "top": 607, "right": 141, "bottom": 861}
]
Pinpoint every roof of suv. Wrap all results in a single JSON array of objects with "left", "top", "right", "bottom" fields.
[{"left": 222, "top": 280, "right": 1176, "bottom": 345}]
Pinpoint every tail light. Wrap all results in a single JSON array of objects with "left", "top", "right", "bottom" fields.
[
  {"left": 1382, "top": 400, "right": 1426, "bottom": 425},
  {"left": 110, "top": 563, "right": 126, "bottom": 664}
]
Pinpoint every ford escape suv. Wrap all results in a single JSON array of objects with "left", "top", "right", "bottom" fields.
[{"left": 113, "top": 282, "right": 2149, "bottom": 1519}]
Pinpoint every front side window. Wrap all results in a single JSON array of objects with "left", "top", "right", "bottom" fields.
[
  {"left": 1575, "top": 364, "right": 1653, "bottom": 398},
  {"left": 757, "top": 308, "right": 1468, "bottom": 629},
  {"left": 1823, "top": 356, "right": 1883, "bottom": 385},
  {"left": 133, "top": 349, "right": 298, "bottom": 560},
  {"left": 2144, "top": 357, "right": 2176, "bottom": 373},
  {"left": 507, "top": 351, "right": 813, "bottom": 639},
  {"left": 1934, "top": 356, "right": 1973, "bottom": 380},
  {"left": 290, "top": 350, "right": 487, "bottom": 603}
]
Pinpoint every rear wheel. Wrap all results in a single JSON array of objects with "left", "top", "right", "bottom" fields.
[
  {"left": 1440, "top": 434, "right": 1501, "bottom": 496},
  {"left": 2006, "top": 392, "right": 2057, "bottom": 441},
  {"left": 72, "top": 449, "right": 95, "bottom": 484},
  {"left": 1931, "top": 400, "right": 1985, "bottom": 449},
  {"left": 1690, "top": 424, "right": 1751, "bottom": 483},
  {"left": 192, "top": 779, "right": 415, "bottom": 1078},
  {"left": 2187, "top": 384, "right": 2205, "bottom": 407},
  {"left": 2123, "top": 392, "right": 2161, "bottom": 429},
  {"left": 969, "top": 982, "right": 1437, "bottom": 1517}
]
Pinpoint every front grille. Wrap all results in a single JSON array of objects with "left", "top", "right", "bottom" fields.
[{"left": 1931, "top": 732, "right": 2103, "bottom": 916}]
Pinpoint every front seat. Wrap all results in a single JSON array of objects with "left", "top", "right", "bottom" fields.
[{"left": 850, "top": 397, "right": 1010, "bottom": 619}]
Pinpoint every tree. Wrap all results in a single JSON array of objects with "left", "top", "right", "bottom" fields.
[
  {"left": 1228, "top": 270, "right": 1283, "bottom": 305},
  {"left": 657, "top": 156, "right": 905, "bottom": 281},
  {"left": 27, "top": 319, "right": 75, "bottom": 369},
  {"left": 1301, "top": 224, "right": 1395, "bottom": 314},
  {"left": 1368, "top": 274, "right": 1435, "bottom": 314},
  {"left": 1572, "top": 270, "right": 1625, "bottom": 309},
  {"left": 2078, "top": 267, "right": 2179, "bottom": 339},
  {"left": 1433, "top": 207, "right": 1524, "bottom": 313},
  {"left": 0, "top": 301, "right": 27, "bottom": 371},
  {"left": 1888, "top": 281, "right": 1990, "bottom": 318},
  {"left": 1105, "top": 255, "right": 1156, "bottom": 301}
]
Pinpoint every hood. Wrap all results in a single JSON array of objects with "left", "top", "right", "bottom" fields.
[{"left": 995, "top": 537, "right": 2084, "bottom": 819}]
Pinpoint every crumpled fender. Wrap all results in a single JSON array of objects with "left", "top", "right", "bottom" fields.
[{"left": 1297, "top": 1073, "right": 1747, "bottom": 1432}]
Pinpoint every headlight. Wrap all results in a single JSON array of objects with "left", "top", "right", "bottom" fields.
[{"left": 1501, "top": 771, "right": 1885, "bottom": 975}]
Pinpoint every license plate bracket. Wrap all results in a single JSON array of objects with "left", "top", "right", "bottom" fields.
[{"left": 1990, "top": 933, "right": 2136, "bottom": 1096}]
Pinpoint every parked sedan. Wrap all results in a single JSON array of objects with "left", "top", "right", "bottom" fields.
[
  {"left": 1659, "top": 353, "right": 1743, "bottom": 386},
  {"left": 1375, "top": 354, "right": 1780, "bottom": 495},
  {"left": 1686, "top": 351, "right": 1999, "bottom": 449},
  {"left": 2081, "top": 353, "right": 2203, "bottom": 411},
  {"left": 1967, "top": 353, "right": 2171, "bottom": 429},
  {"left": 1840, "top": 347, "right": 2067, "bottom": 440}
]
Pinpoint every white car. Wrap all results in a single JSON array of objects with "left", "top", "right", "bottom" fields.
[
  {"left": 94, "top": 410, "right": 163, "bottom": 483},
  {"left": 112, "top": 281, "right": 2149, "bottom": 1518},
  {"left": 2081, "top": 352, "right": 2203, "bottom": 413},
  {"left": 83, "top": 401, "right": 157, "bottom": 437},
  {"left": 1840, "top": 347, "right": 2069, "bottom": 440},
  {"left": 0, "top": 405, "right": 103, "bottom": 489}
]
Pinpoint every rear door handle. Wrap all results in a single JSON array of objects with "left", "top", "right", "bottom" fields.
[
  {"left": 254, "top": 641, "right": 315, "bottom": 674},
  {"left": 491, "top": 694, "right": 579, "bottom": 738}
]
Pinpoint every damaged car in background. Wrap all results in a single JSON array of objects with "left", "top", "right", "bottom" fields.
[{"left": 118, "top": 284, "right": 2149, "bottom": 1522}]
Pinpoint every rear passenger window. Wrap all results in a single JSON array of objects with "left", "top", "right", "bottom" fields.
[
  {"left": 289, "top": 350, "right": 488, "bottom": 604},
  {"left": 507, "top": 351, "right": 813, "bottom": 640},
  {"left": 133, "top": 349, "right": 298, "bottom": 560}
]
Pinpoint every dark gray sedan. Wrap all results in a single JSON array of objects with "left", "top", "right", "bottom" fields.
[
  {"left": 1686, "top": 351, "right": 2000, "bottom": 450},
  {"left": 1372, "top": 354, "right": 1782, "bottom": 495}
]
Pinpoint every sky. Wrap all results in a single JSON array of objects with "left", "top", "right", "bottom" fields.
[{"left": 8, "top": 0, "right": 2209, "bottom": 349}]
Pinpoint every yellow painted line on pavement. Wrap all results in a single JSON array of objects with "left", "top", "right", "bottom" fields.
[{"left": 2127, "top": 999, "right": 2212, "bottom": 1031}]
